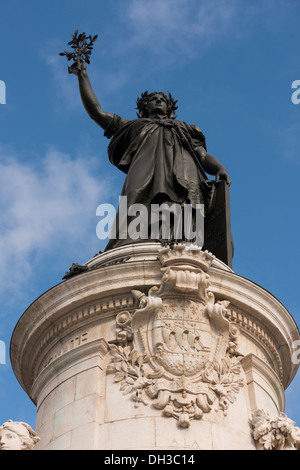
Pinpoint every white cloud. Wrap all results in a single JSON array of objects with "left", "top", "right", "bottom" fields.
[
  {"left": 0, "top": 148, "right": 110, "bottom": 297},
  {"left": 126, "top": 0, "right": 239, "bottom": 54},
  {"left": 43, "top": 1, "right": 246, "bottom": 109},
  {"left": 43, "top": 0, "right": 294, "bottom": 109},
  {"left": 124, "top": 0, "right": 289, "bottom": 58}
]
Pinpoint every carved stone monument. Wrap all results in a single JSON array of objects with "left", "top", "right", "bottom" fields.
[
  {"left": 10, "top": 242, "right": 300, "bottom": 450},
  {"left": 8, "top": 32, "right": 300, "bottom": 450}
]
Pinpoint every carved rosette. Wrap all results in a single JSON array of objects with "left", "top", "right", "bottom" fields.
[{"left": 107, "top": 244, "right": 244, "bottom": 427}]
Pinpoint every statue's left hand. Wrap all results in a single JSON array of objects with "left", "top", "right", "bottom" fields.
[{"left": 215, "top": 168, "right": 231, "bottom": 185}]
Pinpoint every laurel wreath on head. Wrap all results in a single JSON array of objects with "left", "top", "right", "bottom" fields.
[{"left": 136, "top": 90, "right": 178, "bottom": 119}]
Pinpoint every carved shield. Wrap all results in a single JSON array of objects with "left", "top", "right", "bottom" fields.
[{"left": 108, "top": 245, "right": 244, "bottom": 427}]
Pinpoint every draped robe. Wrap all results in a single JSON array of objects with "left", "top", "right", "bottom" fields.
[{"left": 104, "top": 114, "right": 213, "bottom": 250}]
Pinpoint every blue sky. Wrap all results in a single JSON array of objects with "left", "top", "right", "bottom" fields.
[{"left": 0, "top": 0, "right": 300, "bottom": 432}]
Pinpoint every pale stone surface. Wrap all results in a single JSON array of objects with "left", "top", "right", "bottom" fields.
[
  {"left": 10, "top": 243, "right": 300, "bottom": 450},
  {"left": 241, "top": 354, "right": 285, "bottom": 417},
  {"left": 46, "top": 431, "right": 71, "bottom": 451},
  {"left": 35, "top": 365, "right": 107, "bottom": 450},
  {"left": 98, "top": 418, "right": 156, "bottom": 450},
  {"left": 71, "top": 422, "right": 100, "bottom": 450},
  {"left": 154, "top": 417, "right": 212, "bottom": 450},
  {"left": 211, "top": 422, "right": 255, "bottom": 450},
  {"left": 105, "top": 374, "right": 149, "bottom": 423}
]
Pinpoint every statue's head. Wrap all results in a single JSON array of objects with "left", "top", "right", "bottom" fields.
[
  {"left": 0, "top": 420, "right": 40, "bottom": 450},
  {"left": 136, "top": 91, "right": 178, "bottom": 119}
]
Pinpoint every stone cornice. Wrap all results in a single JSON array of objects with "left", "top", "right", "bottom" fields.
[{"left": 10, "top": 244, "right": 299, "bottom": 398}]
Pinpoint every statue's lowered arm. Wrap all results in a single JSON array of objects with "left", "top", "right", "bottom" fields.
[{"left": 196, "top": 146, "right": 231, "bottom": 186}]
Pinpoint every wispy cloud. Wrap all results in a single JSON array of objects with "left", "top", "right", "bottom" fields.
[
  {"left": 43, "top": 41, "right": 82, "bottom": 112},
  {"left": 0, "top": 147, "right": 109, "bottom": 298},
  {"left": 122, "top": 0, "right": 291, "bottom": 61},
  {"left": 42, "top": 0, "right": 294, "bottom": 109},
  {"left": 126, "top": 0, "right": 237, "bottom": 53},
  {"left": 124, "top": 0, "right": 246, "bottom": 57},
  {"left": 39, "top": 1, "right": 246, "bottom": 109}
]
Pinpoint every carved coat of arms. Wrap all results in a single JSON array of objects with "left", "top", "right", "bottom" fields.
[{"left": 107, "top": 245, "right": 244, "bottom": 428}]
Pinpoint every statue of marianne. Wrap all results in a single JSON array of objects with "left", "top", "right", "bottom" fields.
[{"left": 69, "top": 56, "right": 231, "bottom": 251}]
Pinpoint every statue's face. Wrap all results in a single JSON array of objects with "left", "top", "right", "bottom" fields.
[
  {"left": 0, "top": 429, "right": 23, "bottom": 450},
  {"left": 146, "top": 93, "right": 168, "bottom": 117}
]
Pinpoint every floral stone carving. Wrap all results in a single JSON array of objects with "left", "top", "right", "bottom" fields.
[
  {"left": 107, "top": 245, "right": 244, "bottom": 428},
  {"left": 251, "top": 409, "right": 300, "bottom": 450}
]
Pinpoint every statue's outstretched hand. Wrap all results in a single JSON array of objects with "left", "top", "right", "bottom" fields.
[
  {"left": 60, "top": 31, "right": 98, "bottom": 77},
  {"left": 215, "top": 168, "right": 231, "bottom": 185}
]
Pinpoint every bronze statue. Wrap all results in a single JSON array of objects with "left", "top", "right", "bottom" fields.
[{"left": 60, "top": 32, "right": 233, "bottom": 265}]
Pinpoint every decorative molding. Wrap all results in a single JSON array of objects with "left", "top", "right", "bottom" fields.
[
  {"left": 30, "top": 294, "right": 136, "bottom": 381},
  {"left": 29, "top": 247, "right": 284, "bottom": 393},
  {"left": 223, "top": 308, "right": 283, "bottom": 382},
  {"left": 31, "top": 338, "right": 110, "bottom": 404},
  {"left": 39, "top": 330, "right": 89, "bottom": 372},
  {"left": 11, "top": 242, "right": 297, "bottom": 408},
  {"left": 241, "top": 354, "right": 285, "bottom": 414}
]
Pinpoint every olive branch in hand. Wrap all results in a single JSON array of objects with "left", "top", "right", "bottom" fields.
[{"left": 59, "top": 30, "right": 98, "bottom": 73}]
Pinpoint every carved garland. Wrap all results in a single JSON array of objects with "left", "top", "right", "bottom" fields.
[
  {"left": 107, "top": 245, "right": 245, "bottom": 428},
  {"left": 251, "top": 409, "right": 300, "bottom": 450},
  {"left": 108, "top": 342, "right": 243, "bottom": 427}
]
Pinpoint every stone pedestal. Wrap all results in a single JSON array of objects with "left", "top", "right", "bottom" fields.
[{"left": 10, "top": 243, "right": 300, "bottom": 450}]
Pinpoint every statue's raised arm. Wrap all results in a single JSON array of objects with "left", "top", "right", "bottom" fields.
[
  {"left": 73, "top": 58, "right": 115, "bottom": 130},
  {"left": 60, "top": 31, "right": 116, "bottom": 131}
]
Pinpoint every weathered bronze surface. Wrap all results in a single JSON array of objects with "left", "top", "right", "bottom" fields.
[
  {"left": 61, "top": 32, "right": 233, "bottom": 267},
  {"left": 203, "top": 181, "right": 234, "bottom": 268}
]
